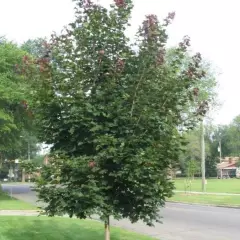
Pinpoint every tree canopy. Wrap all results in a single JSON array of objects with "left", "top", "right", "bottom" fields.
[
  {"left": 210, "top": 116, "right": 240, "bottom": 158},
  {"left": 0, "top": 39, "right": 34, "bottom": 158},
  {"left": 26, "top": 0, "right": 216, "bottom": 239}
]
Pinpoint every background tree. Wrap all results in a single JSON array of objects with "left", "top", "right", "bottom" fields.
[
  {"left": 236, "top": 161, "right": 240, "bottom": 168},
  {"left": 225, "top": 115, "right": 240, "bottom": 156},
  {"left": 179, "top": 129, "right": 201, "bottom": 176},
  {"left": 0, "top": 39, "right": 41, "bottom": 182},
  {"left": 209, "top": 120, "right": 240, "bottom": 160},
  {"left": 209, "top": 125, "right": 231, "bottom": 159},
  {"left": 29, "top": 1, "right": 212, "bottom": 239},
  {"left": 179, "top": 126, "right": 219, "bottom": 178},
  {"left": 21, "top": 38, "right": 49, "bottom": 59},
  {"left": 0, "top": 40, "right": 34, "bottom": 160},
  {"left": 180, "top": 114, "right": 240, "bottom": 180}
]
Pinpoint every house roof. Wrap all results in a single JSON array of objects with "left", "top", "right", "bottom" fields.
[{"left": 217, "top": 157, "right": 239, "bottom": 169}]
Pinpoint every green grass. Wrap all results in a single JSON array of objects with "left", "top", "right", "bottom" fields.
[
  {"left": 0, "top": 216, "right": 155, "bottom": 240},
  {"left": 174, "top": 178, "right": 240, "bottom": 193},
  {"left": 0, "top": 193, "right": 37, "bottom": 210},
  {"left": 169, "top": 192, "right": 240, "bottom": 207}
]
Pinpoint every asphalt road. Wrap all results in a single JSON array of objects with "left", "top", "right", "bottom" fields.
[{"left": 2, "top": 184, "right": 240, "bottom": 240}]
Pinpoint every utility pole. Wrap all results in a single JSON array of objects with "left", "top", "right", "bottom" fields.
[
  {"left": 21, "top": 137, "right": 30, "bottom": 183},
  {"left": 27, "top": 139, "right": 31, "bottom": 182},
  {"left": 200, "top": 120, "right": 206, "bottom": 192},
  {"left": 27, "top": 140, "right": 30, "bottom": 161},
  {"left": 218, "top": 139, "right": 222, "bottom": 163},
  {"left": 22, "top": 168, "right": 25, "bottom": 183}
]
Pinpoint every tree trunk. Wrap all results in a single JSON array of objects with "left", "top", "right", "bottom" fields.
[
  {"left": 22, "top": 168, "right": 25, "bottom": 183},
  {"left": 105, "top": 216, "right": 110, "bottom": 240}
]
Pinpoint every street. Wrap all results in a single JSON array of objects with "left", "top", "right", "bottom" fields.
[{"left": 2, "top": 184, "right": 240, "bottom": 240}]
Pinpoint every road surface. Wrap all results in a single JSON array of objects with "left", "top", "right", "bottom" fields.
[{"left": 2, "top": 184, "right": 240, "bottom": 240}]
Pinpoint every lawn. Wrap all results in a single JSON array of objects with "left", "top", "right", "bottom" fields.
[
  {"left": 174, "top": 178, "right": 240, "bottom": 193},
  {"left": 0, "top": 216, "right": 155, "bottom": 240},
  {"left": 169, "top": 192, "right": 240, "bottom": 207},
  {"left": 0, "top": 193, "right": 37, "bottom": 210}
]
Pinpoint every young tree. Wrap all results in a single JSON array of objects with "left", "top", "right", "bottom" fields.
[{"left": 31, "top": 1, "right": 210, "bottom": 239}]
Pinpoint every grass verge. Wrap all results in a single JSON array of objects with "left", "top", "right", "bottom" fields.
[
  {"left": 169, "top": 192, "right": 240, "bottom": 207},
  {"left": 0, "top": 216, "right": 155, "bottom": 240},
  {"left": 0, "top": 193, "right": 37, "bottom": 210},
  {"left": 174, "top": 178, "right": 240, "bottom": 193}
]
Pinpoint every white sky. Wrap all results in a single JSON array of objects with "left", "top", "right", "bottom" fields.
[{"left": 0, "top": 0, "right": 239, "bottom": 125}]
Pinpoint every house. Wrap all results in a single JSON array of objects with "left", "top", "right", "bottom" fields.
[{"left": 217, "top": 157, "right": 240, "bottom": 179}]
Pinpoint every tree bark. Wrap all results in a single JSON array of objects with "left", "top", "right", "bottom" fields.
[{"left": 105, "top": 216, "right": 110, "bottom": 240}]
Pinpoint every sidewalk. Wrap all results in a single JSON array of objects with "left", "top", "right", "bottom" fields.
[
  {"left": 0, "top": 210, "right": 39, "bottom": 216},
  {"left": 174, "top": 190, "right": 240, "bottom": 196}
]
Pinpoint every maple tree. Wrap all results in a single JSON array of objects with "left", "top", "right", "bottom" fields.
[{"left": 28, "top": 1, "right": 212, "bottom": 239}]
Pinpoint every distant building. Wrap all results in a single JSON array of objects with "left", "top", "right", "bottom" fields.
[{"left": 217, "top": 157, "right": 240, "bottom": 179}]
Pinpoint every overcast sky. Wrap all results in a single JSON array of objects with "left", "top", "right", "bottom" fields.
[{"left": 0, "top": 0, "right": 238, "bottom": 125}]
